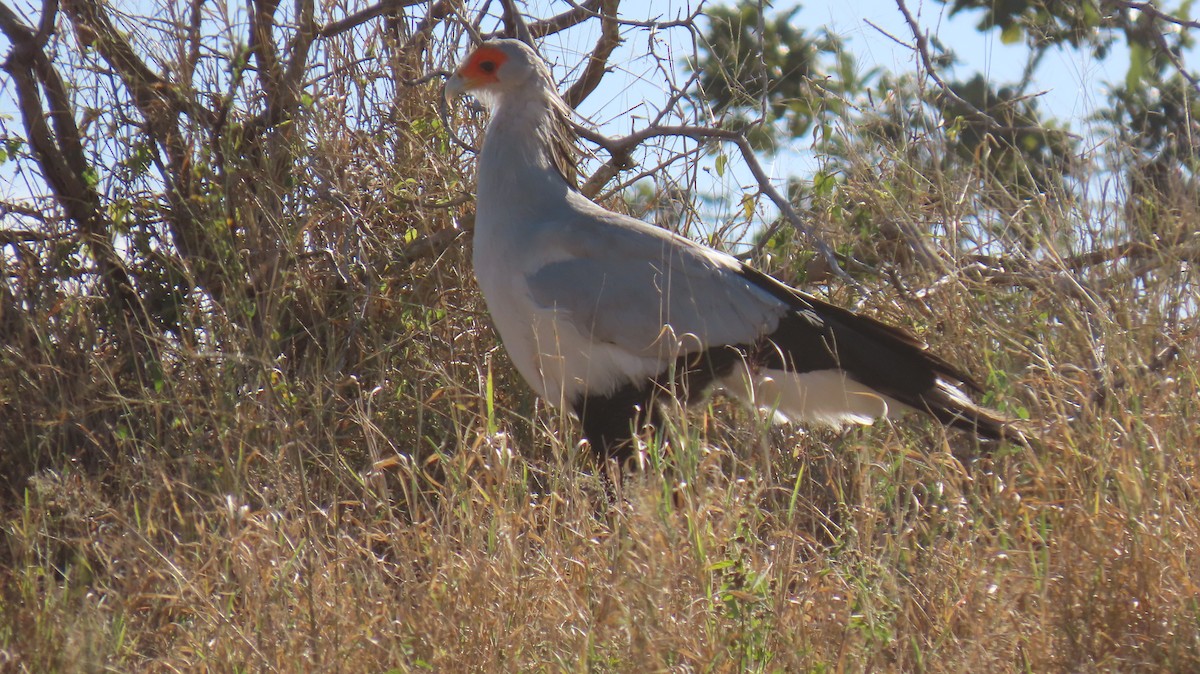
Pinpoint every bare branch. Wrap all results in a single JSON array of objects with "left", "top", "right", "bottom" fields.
[
  {"left": 1119, "top": 0, "right": 1200, "bottom": 32},
  {"left": 35, "top": 0, "right": 55, "bottom": 45},
  {"left": 474, "top": 0, "right": 621, "bottom": 41},
  {"left": 0, "top": 228, "right": 60, "bottom": 244},
  {"left": 967, "top": 235, "right": 1200, "bottom": 274},
  {"left": 594, "top": 145, "right": 706, "bottom": 203},
  {"left": 249, "top": 0, "right": 284, "bottom": 115},
  {"left": 318, "top": 0, "right": 426, "bottom": 38},
  {"left": 563, "top": 0, "right": 621, "bottom": 109},
  {"left": 0, "top": 1, "right": 149, "bottom": 334},
  {"left": 60, "top": 0, "right": 220, "bottom": 292},
  {"left": 0, "top": 198, "right": 59, "bottom": 223},
  {"left": 895, "top": 0, "right": 1078, "bottom": 139},
  {"left": 404, "top": 0, "right": 453, "bottom": 52},
  {"left": 498, "top": 0, "right": 534, "bottom": 45},
  {"left": 575, "top": 122, "right": 862, "bottom": 289},
  {"left": 527, "top": 0, "right": 603, "bottom": 38},
  {"left": 551, "top": 0, "right": 703, "bottom": 30},
  {"left": 1129, "top": 3, "right": 1200, "bottom": 90},
  {"left": 60, "top": 0, "right": 217, "bottom": 130},
  {"left": 578, "top": 78, "right": 696, "bottom": 196},
  {"left": 180, "top": 0, "right": 203, "bottom": 87},
  {"left": 284, "top": 0, "right": 318, "bottom": 99},
  {"left": 396, "top": 221, "right": 470, "bottom": 266}
]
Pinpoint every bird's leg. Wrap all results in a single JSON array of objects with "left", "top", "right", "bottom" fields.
[
  {"left": 577, "top": 388, "right": 659, "bottom": 508},
  {"left": 575, "top": 382, "right": 658, "bottom": 472}
]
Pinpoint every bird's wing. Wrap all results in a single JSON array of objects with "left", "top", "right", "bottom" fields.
[{"left": 525, "top": 206, "right": 787, "bottom": 357}]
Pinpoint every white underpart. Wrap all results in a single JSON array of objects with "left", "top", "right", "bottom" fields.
[
  {"left": 522, "top": 303, "right": 671, "bottom": 409},
  {"left": 474, "top": 199, "right": 684, "bottom": 408},
  {"left": 720, "top": 365, "right": 902, "bottom": 427}
]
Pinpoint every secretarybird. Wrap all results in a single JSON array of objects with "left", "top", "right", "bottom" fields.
[{"left": 445, "top": 39, "right": 1012, "bottom": 469}]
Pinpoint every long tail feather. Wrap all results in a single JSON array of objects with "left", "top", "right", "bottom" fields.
[{"left": 737, "top": 266, "right": 1016, "bottom": 442}]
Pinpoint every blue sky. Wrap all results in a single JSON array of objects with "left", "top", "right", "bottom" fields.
[
  {"left": 520, "top": 0, "right": 1133, "bottom": 238},
  {"left": 0, "top": 0, "right": 1132, "bottom": 225},
  {"left": 798, "top": 0, "right": 1128, "bottom": 124},
  {"left": 560, "top": 0, "right": 1130, "bottom": 134}
]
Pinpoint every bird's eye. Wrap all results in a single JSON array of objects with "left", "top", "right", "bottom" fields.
[{"left": 479, "top": 60, "right": 496, "bottom": 73}]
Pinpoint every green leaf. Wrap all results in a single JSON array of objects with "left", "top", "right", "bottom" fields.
[
  {"left": 0, "top": 137, "right": 16, "bottom": 164},
  {"left": 485, "top": 365, "right": 497, "bottom": 435},
  {"left": 812, "top": 170, "right": 837, "bottom": 198},
  {"left": 1127, "top": 42, "right": 1150, "bottom": 91},
  {"left": 1000, "top": 23, "right": 1023, "bottom": 45},
  {"left": 714, "top": 152, "right": 728, "bottom": 177}
]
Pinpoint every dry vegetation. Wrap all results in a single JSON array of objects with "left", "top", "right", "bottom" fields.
[{"left": 1, "top": 0, "right": 1198, "bottom": 672}]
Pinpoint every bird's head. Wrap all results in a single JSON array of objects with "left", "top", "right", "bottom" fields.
[
  {"left": 446, "top": 39, "right": 547, "bottom": 103},
  {"left": 446, "top": 39, "right": 580, "bottom": 186}
]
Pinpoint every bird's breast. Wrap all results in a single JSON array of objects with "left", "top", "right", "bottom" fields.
[{"left": 472, "top": 233, "right": 665, "bottom": 408}]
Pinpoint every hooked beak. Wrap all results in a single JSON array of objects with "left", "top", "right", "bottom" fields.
[
  {"left": 445, "top": 71, "right": 467, "bottom": 98},
  {"left": 446, "top": 66, "right": 490, "bottom": 99}
]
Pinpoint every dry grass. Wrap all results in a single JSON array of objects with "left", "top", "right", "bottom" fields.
[
  {"left": 2, "top": 231, "right": 1197, "bottom": 672},
  {"left": 2, "top": 3, "right": 1200, "bottom": 672},
  {"left": 3, "top": 356, "right": 1198, "bottom": 673}
]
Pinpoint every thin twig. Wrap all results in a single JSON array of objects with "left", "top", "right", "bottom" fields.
[
  {"left": 563, "top": 0, "right": 622, "bottom": 109},
  {"left": 579, "top": 72, "right": 699, "bottom": 196},
  {"left": 895, "top": 0, "right": 1078, "bottom": 139},
  {"left": 481, "top": 0, "right": 604, "bottom": 40},
  {"left": 594, "top": 145, "right": 706, "bottom": 202},
  {"left": 863, "top": 18, "right": 911, "bottom": 51},
  {"left": 0, "top": 228, "right": 60, "bottom": 244},
  {"left": 498, "top": 0, "right": 534, "bottom": 45},
  {"left": 318, "top": 0, "right": 426, "bottom": 38},
  {"left": 1119, "top": 0, "right": 1200, "bottom": 32},
  {"left": 441, "top": 87, "right": 482, "bottom": 154},
  {"left": 575, "top": 121, "right": 863, "bottom": 290},
  {"left": 1136, "top": 8, "right": 1200, "bottom": 90},
  {"left": 553, "top": 0, "right": 703, "bottom": 31},
  {"left": 403, "top": 69, "right": 451, "bottom": 86},
  {"left": 397, "top": 220, "right": 469, "bottom": 266},
  {"left": 0, "top": 198, "right": 58, "bottom": 222}
]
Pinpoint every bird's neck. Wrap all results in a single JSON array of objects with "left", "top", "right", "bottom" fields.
[{"left": 476, "top": 91, "right": 577, "bottom": 216}]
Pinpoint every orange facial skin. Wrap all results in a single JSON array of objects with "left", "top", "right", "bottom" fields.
[{"left": 454, "top": 46, "right": 509, "bottom": 90}]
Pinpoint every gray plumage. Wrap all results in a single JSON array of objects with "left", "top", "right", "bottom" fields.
[{"left": 447, "top": 39, "right": 1013, "bottom": 464}]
